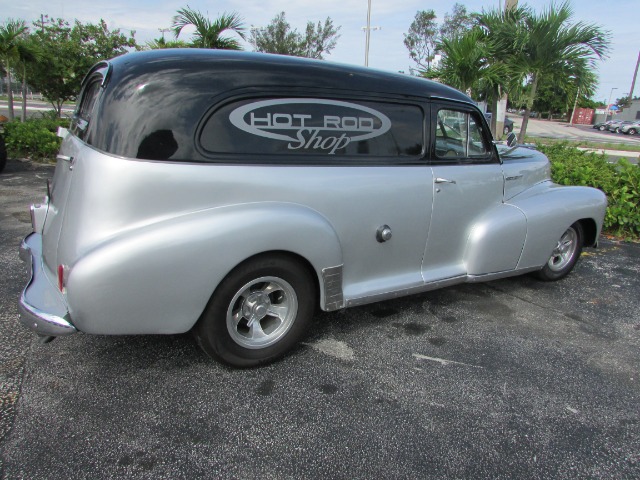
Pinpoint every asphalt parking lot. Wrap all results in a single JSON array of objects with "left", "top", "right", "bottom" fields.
[{"left": 1, "top": 158, "right": 639, "bottom": 479}]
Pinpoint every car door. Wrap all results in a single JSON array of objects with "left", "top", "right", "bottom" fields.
[{"left": 422, "top": 103, "right": 504, "bottom": 283}]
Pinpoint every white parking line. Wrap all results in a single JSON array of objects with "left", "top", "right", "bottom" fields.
[{"left": 413, "top": 353, "right": 483, "bottom": 368}]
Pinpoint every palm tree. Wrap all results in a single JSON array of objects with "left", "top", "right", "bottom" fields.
[
  {"left": 16, "top": 39, "right": 42, "bottom": 121},
  {"left": 424, "top": 27, "right": 511, "bottom": 136},
  {"left": 0, "top": 19, "right": 28, "bottom": 120},
  {"left": 145, "top": 37, "right": 189, "bottom": 50},
  {"left": 423, "top": 28, "right": 488, "bottom": 97},
  {"left": 479, "top": 2, "right": 610, "bottom": 142},
  {"left": 172, "top": 6, "right": 245, "bottom": 50}
]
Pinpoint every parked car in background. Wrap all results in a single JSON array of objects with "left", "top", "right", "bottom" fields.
[
  {"left": 593, "top": 120, "right": 613, "bottom": 131},
  {"left": 619, "top": 120, "right": 640, "bottom": 135},
  {"left": 606, "top": 120, "right": 634, "bottom": 133},
  {"left": 18, "top": 50, "right": 607, "bottom": 367},
  {"left": 484, "top": 113, "right": 514, "bottom": 135}
]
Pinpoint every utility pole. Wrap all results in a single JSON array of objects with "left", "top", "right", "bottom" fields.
[
  {"left": 607, "top": 87, "right": 618, "bottom": 121},
  {"left": 570, "top": 88, "right": 579, "bottom": 125},
  {"left": 628, "top": 50, "right": 640, "bottom": 102}
]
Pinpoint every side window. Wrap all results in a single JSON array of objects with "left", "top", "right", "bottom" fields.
[
  {"left": 435, "top": 108, "right": 491, "bottom": 160},
  {"left": 73, "top": 78, "right": 102, "bottom": 134},
  {"left": 199, "top": 97, "right": 424, "bottom": 160}
]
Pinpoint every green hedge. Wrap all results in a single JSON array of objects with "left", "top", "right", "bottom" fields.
[
  {"left": 539, "top": 144, "right": 640, "bottom": 240},
  {"left": 3, "top": 116, "right": 71, "bottom": 161}
]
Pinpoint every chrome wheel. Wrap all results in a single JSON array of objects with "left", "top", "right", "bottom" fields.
[
  {"left": 547, "top": 227, "right": 579, "bottom": 272},
  {"left": 226, "top": 276, "right": 298, "bottom": 349}
]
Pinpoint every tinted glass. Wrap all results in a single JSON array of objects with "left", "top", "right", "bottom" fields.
[{"left": 200, "top": 98, "right": 423, "bottom": 158}]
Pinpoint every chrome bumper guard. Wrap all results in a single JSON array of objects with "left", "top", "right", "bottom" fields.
[{"left": 18, "top": 233, "right": 77, "bottom": 337}]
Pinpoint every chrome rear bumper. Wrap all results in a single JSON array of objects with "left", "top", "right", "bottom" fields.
[{"left": 18, "top": 233, "right": 77, "bottom": 337}]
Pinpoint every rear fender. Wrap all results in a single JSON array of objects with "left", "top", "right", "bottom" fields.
[{"left": 66, "top": 202, "right": 342, "bottom": 335}]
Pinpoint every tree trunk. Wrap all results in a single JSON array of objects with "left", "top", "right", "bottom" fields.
[
  {"left": 490, "top": 98, "right": 498, "bottom": 138},
  {"left": 6, "top": 62, "right": 15, "bottom": 121},
  {"left": 517, "top": 73, "right": 539, "bottom": 143},
  {"left": 21, "top": 65, "right": 27, "bottom": 122}
]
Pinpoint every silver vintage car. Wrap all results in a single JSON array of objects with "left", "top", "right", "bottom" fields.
[{"left": 19, "top": 50, "right": 607, "bottom": 366}]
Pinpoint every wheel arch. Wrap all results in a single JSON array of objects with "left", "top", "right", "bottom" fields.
[
  {"left": 214, "top": 249, "right": 321, "bottom": 310},
  {"left": 577, "top": 217, "right": 599, "bottom": 247}
]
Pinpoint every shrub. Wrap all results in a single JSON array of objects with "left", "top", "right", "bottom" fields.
[
  {"left": 539, "top": 143, "right": 640, "bottom": 240},
  {"left": 3, "top": 116, "right": 71, "bottom": 161}
]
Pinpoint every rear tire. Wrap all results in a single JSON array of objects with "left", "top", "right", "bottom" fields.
[
  {"left": 628, "top": 128, "right": 637, "bottom": 135},
  {"left": 535, "top": 222, "right": 583, "bottom": 281},
  {"left": 193, "top": 254, "right": 315, "bottom": 367},
  {"left": 598, "top": 125, "right": 605, "bottom": 131}
]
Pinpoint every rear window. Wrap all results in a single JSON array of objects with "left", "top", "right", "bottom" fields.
[{"left": 199, "top": 97, "right": 424, "bottom": 159}]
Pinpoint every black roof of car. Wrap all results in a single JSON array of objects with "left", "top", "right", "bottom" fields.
[
  {"left": 75, "top": 49, "right": 475, "bottom": 160},
  {"left": 105, "top": 49, "right": 472, "bottom": 103}
]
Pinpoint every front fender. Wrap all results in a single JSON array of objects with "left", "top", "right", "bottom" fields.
[
  {"left": 66, "top": 202, "right": 342, "bottom": 334},
  {"left": 507, "top": 182, "right": 607, "bottom": 269}
]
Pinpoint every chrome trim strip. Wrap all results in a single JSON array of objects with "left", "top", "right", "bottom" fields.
[
  {"left": 345, "top": 275, "right": 467, "bottom": 308},
  {"left": 18, "top": 234, "right": 77, "bottom": 337},
  {"left": 466, "top": 266, "right": 540, "bottom": 283},
  {"left": 346, "top": 267, "right": 543, "bottom": 308},
  {"left": 321, "top": 265, "right": 344, "bottom": 311}
]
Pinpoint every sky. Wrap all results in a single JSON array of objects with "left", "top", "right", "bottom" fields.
[{"left": 3, "top": 0, "right": 638, "bottom": 103}]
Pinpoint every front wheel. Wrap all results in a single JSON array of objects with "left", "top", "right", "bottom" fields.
[
  {"left": 598, "top": 125, "right": 606, "bottom": 131},
  {"left": 628, "top": 128, "right": 637, "bottom": 135},
  {"left": 534, "top": 222, "right": 583, "bottom": 281},
  {"left": 193, "top": 254, "right": 315, "bottom": 367}
]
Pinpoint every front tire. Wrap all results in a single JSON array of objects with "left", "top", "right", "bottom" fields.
[
  {"left": 194, "top": 254, "right": 315, "bottom": 367},
  {"left": 598, "top": 125, "right": 606, "bottom": 131},
  {"left": 628, "top": 128, "right": 637, "bottom": 135},
  {"left": 535, "top": 222, "right": 583, "bottom": 281}
]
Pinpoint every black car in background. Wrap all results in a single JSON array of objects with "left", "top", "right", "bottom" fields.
[
  {"left": 484, "top": 113, "right": 514, "bottom": 135},
  {"left": 593, "top": 121, "right": 612, "bottom": 131}
]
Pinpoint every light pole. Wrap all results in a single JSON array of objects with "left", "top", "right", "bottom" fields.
[
  {"left": 607, "top": 87, "right": 618, "bottom": 121},
  {"left": 362, "top": 0, "right": 381, "bottom": 67},
  {"left": 158, "top": 28, "right": 171, "bottom": 41}
]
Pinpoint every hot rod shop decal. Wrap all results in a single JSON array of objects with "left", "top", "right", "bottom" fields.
[{"left": 229, "top": 99, "right": 392, "bottom": 155}]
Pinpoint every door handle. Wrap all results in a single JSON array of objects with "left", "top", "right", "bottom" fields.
[
  {"left": 56, "top": 154, "right": 75, "bottom": 170},
  {"left": 434, "top": 177, "right": 456, "bottom": 184}
]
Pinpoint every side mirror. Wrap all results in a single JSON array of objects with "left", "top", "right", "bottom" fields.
[{"left": 506, "top": 132, "right": 517, "bottom": 147}]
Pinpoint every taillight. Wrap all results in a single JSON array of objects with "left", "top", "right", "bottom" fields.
[{"left": 57, "top": 264, "right": 69, "bottom": 293}]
